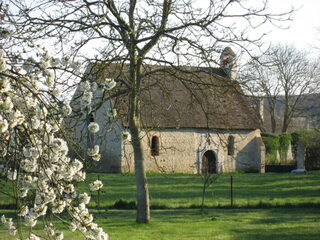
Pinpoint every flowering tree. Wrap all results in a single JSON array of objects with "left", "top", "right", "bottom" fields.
[{"left": 0, "top": 41, "right": 107, "bottom": 239}]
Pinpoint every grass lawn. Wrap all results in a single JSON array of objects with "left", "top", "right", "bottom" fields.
[
  {"left": 1, "top": 172, "right": 320, "bottom": 239},
  {"left": 86, "top": 171, "right": 320, "bottom": 208},
  {"left": 1, "top": 171, "right": 320, "bottom": 209},
  {"left": 1, "top": 208, "right": 319, "bottom": 240}
]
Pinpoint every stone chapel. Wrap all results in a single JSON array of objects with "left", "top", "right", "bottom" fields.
[{"left": 69, "top": 47, "right": 265, "bottom": 173}]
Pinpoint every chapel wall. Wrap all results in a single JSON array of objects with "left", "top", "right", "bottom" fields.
[{"left": 121, "top": 128, "right": 264, "bottom": 173}]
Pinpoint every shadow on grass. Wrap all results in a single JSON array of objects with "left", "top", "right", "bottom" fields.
[{"left": 232, "top": 228, "right": 320, "bottom": 240}]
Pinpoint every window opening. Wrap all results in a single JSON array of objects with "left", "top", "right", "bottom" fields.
[
  {"left": 151, "top": 136, "right": 160, "bottom": 156},
  {"left": 227, "top": 135, "right": 235, "bottom": 155}
]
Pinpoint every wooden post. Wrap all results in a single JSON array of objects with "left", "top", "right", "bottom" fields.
[{"left": 230, "top": 175, "right": 233, "bottom": 207}]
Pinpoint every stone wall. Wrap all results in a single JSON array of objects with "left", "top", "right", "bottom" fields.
[
  {"left": 122, "top": 128, "right": 263, "bottom": 173},
  {"left": 255, "top": 137, "right": 266, "bottom": 173}
]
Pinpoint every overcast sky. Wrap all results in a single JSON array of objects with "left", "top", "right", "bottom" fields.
[{"left": 262, "top": 0, "right": 320, "bottom": 52}]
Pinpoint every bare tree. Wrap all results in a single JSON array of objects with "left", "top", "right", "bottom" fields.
[
  {"left": 199, "top": 171, "right": 219, "bottom": 213},
  {"left": 241, "top": 44, "right": 319, "bottom": 133},
  {"left": 2, "top": 0, "right": 292, "bottom": 223}
]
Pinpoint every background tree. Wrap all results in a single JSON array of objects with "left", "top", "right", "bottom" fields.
[
  {"left": 241, "top": 44, "right": 319, "bottom": 133},
  {"left": 2, "top": 0, "right": 292, "bottom": 223}
]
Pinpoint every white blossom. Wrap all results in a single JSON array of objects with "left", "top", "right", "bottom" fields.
[
  {"left": 36, "top": 105, "right": 48, "bottom": 119},
  {"left": 52, "top": 88, "right": 62, "bottom": 98},
  {"left": 23, "top": 147, "right": 31, "bottom": 158},
  {"left": 45, "top": 70, "right": 55, "bottom": 88},
  {"left": 44, "top": 168, "right": 53, "bottom": 178},
  {"left": 28, "top": 233, "right": 41, "bottom": 240},
  {"left": 52, "top": 200, "right": 66, "bottom": 214},
  {"left": 34, "top": 204, "right": 48, "bottom": 216},
  {"left": 79, "top": 192, "right": 91, "bottom": 205},
  {"left": 62, "top": 103, "right": 72, "bottom": 116},
  {"left": 64, "top": 184, "right": 75, "bottom": 194},
  {"left": 95, "top": 229, "right": 109, "bottom": 240},
  {"left": 88, "top": 122, "right": 99, "bottom": 133},
  {"left": 21, "top": 175, "right": 37, "bottom": 188},
  {"left": 69, "top": 222, "right": 77, "bottom": 232},
  {"left": 18, "top": 206, "right": 29, "bottom": 217},
  {"left": 0, "top": 117, "right": 8, "bottom": 133},
  {"left": 107, "top": 108, "right": 117, "bottom": 118},
  {"left": 89, "top": 180, "right": 103, "bottom": 192},
  {"left": 0, "top": 78, "right": 10, "bottom": 92},
  {"left": 18, "top": 188, "right": 29, "bottom": 198},
  {"left": 24, "top": 214, "right": 37, "bottom": 227},
  {"left": 82, "top": 91, "right": 93, "bottom": 106},
  {"left": 80, "top": 81, "right": 91, "bottom": 91},
  {"left": 30, "top": 117, "right": 41, "bottom": 129},
  {"left": 29, "top": 147, "right": 41, "bottom": 159},
  {"left": 74, "top": 171, "right": 86, "bottom": 182},
  {"left": 92, "top": 154, "right": 101, "bottom": 162},
  {"left": 39, "top": 58, "right": 50, "bottom": 70},
  {"left": 44, "top": 223, "right": 55, "bottom": 237},
  {"left": 55, "top": 231, "right": 64, "bottom": 240},
  {"left": 73, "top": 159, "right": 83, "bottom": 171},
  {"left": 51, "top": 138, "right": 68, "bottom": 155},
  {"left": 25, "top": 96, "right": 37, "bottom": 108},
  {"left": 9, "top": 110, "right": 25, "bottom": 128},
  {"left": 0, "top": 49, "right": 7, "bottom": 72},
  {"left": 0, "top": 96, "right": 13, "bottom": 111},
  {"left": 82, "top": 213, "right": 93, "bottom": 224},
  {"left": 21, "top": 159, "right": 38, "bottom": 173},
  {"left": 49, "top": 121, "right": 59, "bottom": 133},
  {"left": 87, "top": 145, "right": 99, "bottom": 156},
  {"left": 1, "top": 215, "right": 17, "bottom": 236},
  {"left": 7, "top": 169, "right": 17, "bottom": 180},
  {"left": 105, "top": 78, "right": 116, "bottom": 90}
]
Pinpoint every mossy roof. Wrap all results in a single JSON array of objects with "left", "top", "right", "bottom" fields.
[{"left": 83, "top": 63, "right": 261, "bottom": 130}]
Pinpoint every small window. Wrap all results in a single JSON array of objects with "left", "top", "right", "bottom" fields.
[
  {"left": 151, "top": 136, "right": 160, "bottom": 156},
  {"left": 87, "top": 113, "right": 95, "bottom": 147},
  {"left": 88, "top": 113, "right": 94, "bottom": 123},
  {"left": 227, "top": 135, "right": 235, "bottom": 156}
]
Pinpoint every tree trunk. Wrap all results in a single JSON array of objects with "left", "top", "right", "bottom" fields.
[
  {"left": 130, "top": 119, "right": 150, "bottom": 223},
  {"left": 282, "top": 101, "right": 289, "bottom": 133},
  {"left": 270, "top": 108, "right": 277, "bottom": 133},
  {"left": 128, "top": 56, "right": 150, "bottom": 223},
  {"left": 271, "top": 114, "right": 276, "bottom": 133}
]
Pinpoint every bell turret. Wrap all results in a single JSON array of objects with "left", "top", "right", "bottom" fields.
[{"left": 220, "top": 47, "right": 237, "bottom": 80}]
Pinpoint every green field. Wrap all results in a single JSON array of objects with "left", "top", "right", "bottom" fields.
[
  {"left": 1, "top": 208, "right": 319, "bottom": 240},
  {"left": 1, "top": 172, "right": 320, "bottom": 239},
  {"left": 1, "top": 172, "right": 320, "bottom": 208},
  {"left": 90, "top": 171, "right": 320, "bottom": 208}
]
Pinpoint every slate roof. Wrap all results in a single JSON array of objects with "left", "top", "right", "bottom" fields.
[{"left": 86, "top": 63, "right": 261, "bottom": 130}]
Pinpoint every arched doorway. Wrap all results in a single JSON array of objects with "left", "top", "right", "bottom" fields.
[{"left": 201, "top": 150, "right": 216, "bottom": 174}]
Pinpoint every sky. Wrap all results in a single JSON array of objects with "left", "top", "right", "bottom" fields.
[
  {"left": 262, "top": 0, "right": 320, "bottom": 53},
  {"left": 16, "top": 0, "right": 319, "bottom": 60}
]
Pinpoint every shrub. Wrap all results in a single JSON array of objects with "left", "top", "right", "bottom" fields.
[
  {"left": 297, "top": 129, "right": 320, "bottom": 148},
  {"left": 279, "top": 133, "right": 292, "bottom": 161},
  {"left": 292, "top": 129, "right": 320, "bottom": 170},
  {"left": 113, "top": 199, "right": 136, "bottom": 209},
  {"left": 262, "top": 134, "right": 280, "bottom": 165}
]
